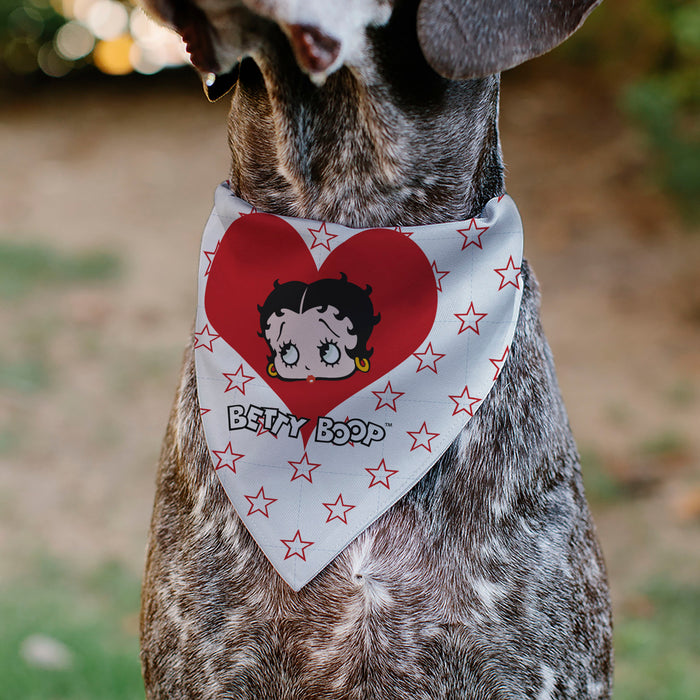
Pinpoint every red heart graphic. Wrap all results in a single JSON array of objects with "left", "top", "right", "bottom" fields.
[{"left": 205, "top": 214, "right": 437, "bottom": 441}]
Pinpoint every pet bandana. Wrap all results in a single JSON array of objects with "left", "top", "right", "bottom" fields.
[{"left": 195, "top": 182, "right": 524, "bottom": 590}]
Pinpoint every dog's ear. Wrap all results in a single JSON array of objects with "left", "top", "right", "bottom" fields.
[{"left": 416, "top": 0, "right": 602, "bottom": 80}]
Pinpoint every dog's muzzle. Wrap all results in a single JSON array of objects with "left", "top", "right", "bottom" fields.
[{"left": 286, "top": 24, "right": 341, "bottom": 74}]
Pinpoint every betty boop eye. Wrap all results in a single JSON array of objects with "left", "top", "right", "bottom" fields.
[
  {"left": 280, "top": 342, "right": 299, "bottom": 367},
  {"left": 319, "top": 340, "right": 341, "bottom": 366}
]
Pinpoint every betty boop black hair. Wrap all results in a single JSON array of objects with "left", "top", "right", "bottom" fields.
[{"left": 258, "top": 273, "right": 380, "bottom": 366}]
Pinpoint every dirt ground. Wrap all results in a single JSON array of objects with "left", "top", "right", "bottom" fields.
[{"left": 0, "top": 66, "right": 698, "bottom": 616}]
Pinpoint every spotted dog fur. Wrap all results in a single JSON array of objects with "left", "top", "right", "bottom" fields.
[{"left": 138, "top": 0, "right": 613, "bottom": 697}]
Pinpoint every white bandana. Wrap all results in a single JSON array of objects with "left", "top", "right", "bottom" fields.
[{"left": 195, "top": 183, "right": 523, "bottom": 590}]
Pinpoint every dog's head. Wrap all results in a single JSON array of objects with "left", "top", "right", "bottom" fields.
[{"left": 140, "top": 0, "right": 602, "bottom": 97}]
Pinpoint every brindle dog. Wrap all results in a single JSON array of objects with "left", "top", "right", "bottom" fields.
[{"left": 138, "top": 0, "right": 613, "bottom": 697}]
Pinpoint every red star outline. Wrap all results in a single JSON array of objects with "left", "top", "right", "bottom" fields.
[
  {"left": 323, "top": 494, "right": 356, "bottom": 523},
  {"left": 281, "top": 530, "right": 314, "bottom": 560},
  {"left": 449, "top": 386, "right": 481, "bottom": 417},
  {"left": 203, "top": 240, "right": 220, "bottom": 276},
  {"left": 343, "top": 416, "right": 356, "bottom": 447},
  {"left": 199, "top": 407, "right": 211, "bottom": 416},
  {"left": 308, "top": 221, "right": 337, "bottom": 251},
  {"left": 393, "top": 226, "right": 413, "bottom": 237},
  {"left": 489, "top": 346, "right": 509, "bottom": 381},
  {"left": 238, "top": 206, "right": 258, "bottom": 218},
  {"left": 223, "top": 365, "right": 254, "bottom": 395},
  {"left": 431, "top": 261, "right": 449, "bottom": 292},
  {"left": 288, "top": 452, "right": 321, "bottom": 483},
  {"left": 244, "top": 486, "right": 277, "bottom": 517},
  {"left": 454, "top": 302, "right": 488, "bottom": 335},
  {"left": 372, "top": 381, "right": 405, "bottom": 412},
  {"left": 407, "top": 422, "right": 440, "bottom": 452},
  {"left": 494, "top": 256, "right": 522, "bottom": 290},
  {"left": 366, "top": 459, "right": 398, "bottom": 489},
  {"left": 255, "top": 416, "right": 278, "bottom": 439},
  {"left": 212, "top": 443, "right": 244, "bottom": 473},
  {"left": 412, "top": 342, "right": 446, "bottom": 374},
  {"left": 194, "top": 324, "right": 221, "bottom": 351},
  {"left": 457, "top": 219, "right": 488, "bottom": 250}
]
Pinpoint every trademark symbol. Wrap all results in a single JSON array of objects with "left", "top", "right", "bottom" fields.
[{"left": 385, "top": 422, "right": 392, "bottom": 427}]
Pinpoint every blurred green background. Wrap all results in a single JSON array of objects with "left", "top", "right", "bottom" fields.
[{"left": 0, "top": 1, "right": 698, "bottom": 698}]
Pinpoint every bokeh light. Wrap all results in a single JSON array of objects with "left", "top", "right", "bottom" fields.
[
  {"left": 4, "top": 35, "right": 39, "bottom": 74},
  {"left": 9, "top": 5, "right": 44, "bottom": 39},
  {"left": 55, "top": 21, "right": 94, "bottom": 60},
  {"left": 85, "top": 0, "right": 129, "bottom": 41},
  {"left": 1, "top": 0, "right": 190, "bottom": 79},
  {"left": 92, "top": 33, "right": 132, "bottom": 74},
  {"left": 37, "top": 40, "right": 72, "bottom": 76}
]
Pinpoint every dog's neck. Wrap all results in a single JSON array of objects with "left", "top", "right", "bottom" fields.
[{"left": 225, "top": 9, "right": 504, "bottom": 228}]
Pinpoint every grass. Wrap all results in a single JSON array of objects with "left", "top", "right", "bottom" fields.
[
  {"left": 0, "top": 238, "right": 122, "bottom": 403},
  {"left": 580, "top": 429, "right": 692, "bottom": 506},
  {"left": 639, "top": 430, "right": 689, "bottom": 462},
  {"left": 0, "top": 240, "right": 120, "bottom": 299},
  {"left": 580, "top": 448, "right": 628, "bottom": 504},
  {"left": 0, "top": 559, "right": 144, "bottom": 700},
  {"left": 665, "top": 381, "right": 696, "bottom": 408},
  {"left": 614, "top": 580, "right": 700, "bottom": 700},
  {"left": 0, "top": 357, "right": 50, "bottom": 392}
]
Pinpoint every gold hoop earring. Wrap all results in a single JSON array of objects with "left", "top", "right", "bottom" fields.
[
  {"left": 267, "top": 362, "right": 278, "bottom": 377},
  {"left": 355, "top": 357, "right": 370, "bottom": 373}
]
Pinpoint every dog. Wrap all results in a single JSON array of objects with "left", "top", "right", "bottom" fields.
[{"left": 138, "top": 0, "right": 614, "bottom": 697}]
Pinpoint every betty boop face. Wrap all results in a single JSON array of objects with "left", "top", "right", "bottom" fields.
[
  {"left": 258, "top": 274, "right": 380, "bottom": 382},
  {"left": 264, "top": 305, "right": 358, "bottom": 381}
]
